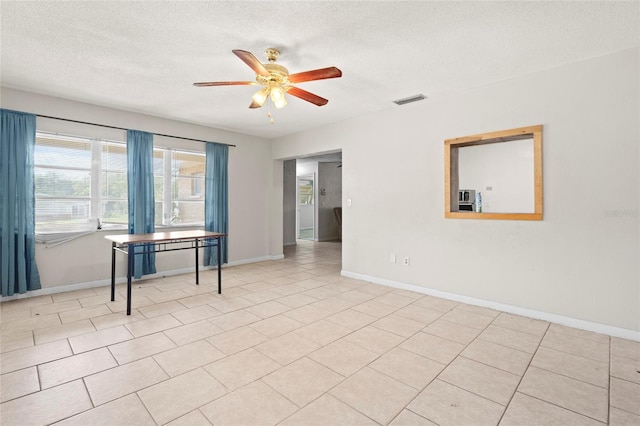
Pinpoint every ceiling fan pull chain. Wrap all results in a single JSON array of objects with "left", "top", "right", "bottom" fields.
[{"left": 267, "top": 99, "right": 275, "bottom": 124}]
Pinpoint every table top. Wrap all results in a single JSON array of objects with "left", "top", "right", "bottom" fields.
[{"left": 105, "top": 230, "right": 226, "bottom": 245}]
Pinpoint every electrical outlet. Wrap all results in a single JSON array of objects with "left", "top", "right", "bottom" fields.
[
  {"left": 403, "top": 256, "right": 410, "bottom": 266},
  {"left": 390, "top": 253, "right": 396, "bottom": 263}
]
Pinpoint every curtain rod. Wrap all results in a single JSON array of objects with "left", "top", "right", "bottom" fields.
[{"left": 36, "top": 114, "right": 236, "bottom": 147}]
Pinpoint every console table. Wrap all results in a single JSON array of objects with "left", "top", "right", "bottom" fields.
[{"left": 105, "top": 230, "right": 226, "bottom": 315}]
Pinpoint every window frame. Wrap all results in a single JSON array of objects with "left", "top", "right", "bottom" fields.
[
  {"left": 444, "top": 124, "right": 543, "bottom": 221},
  {"left": 34, "top": 131, "right": 206, "bottom": 233}
]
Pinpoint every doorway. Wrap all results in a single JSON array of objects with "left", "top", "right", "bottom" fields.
[{"left": 282, "top": 151, "right": 342, "bottom": 247}]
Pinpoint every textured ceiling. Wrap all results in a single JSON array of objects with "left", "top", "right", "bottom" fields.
[{"left": 1, "top": 1, "right": 638, "bottom": 139}]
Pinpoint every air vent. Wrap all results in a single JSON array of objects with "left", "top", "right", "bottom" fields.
[{"left": 393, "top": 94, "right": 426, "bottom": 106}]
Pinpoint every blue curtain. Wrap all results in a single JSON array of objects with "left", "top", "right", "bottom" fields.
[
  {"left": 204, "top": 142, "right": 228, "bottom": 266},
  {"left": 0, "top": 109, "right": 41, "bottom": 296},
  {"left": 127, "top": 130, "right": 156, "bottom": 278}
]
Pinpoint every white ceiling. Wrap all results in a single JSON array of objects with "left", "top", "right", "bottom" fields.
[{"left": 1, "top": 1, "right": 638, "bottom": 139}]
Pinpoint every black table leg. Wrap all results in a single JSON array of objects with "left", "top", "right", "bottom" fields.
[
  {"left": 110, "top": 242, "right": 116, "bottom": 302},
  {"left": 126, "top": 245, "right": 133, "bottom": 315},
  {"left": 195, "top": 238, "right": 199, "bottom": 285},
  {"left": 217, "top": 237, "right": 222, "bottom": 294}
]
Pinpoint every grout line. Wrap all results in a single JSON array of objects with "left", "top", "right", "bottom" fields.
[
  {"left": 516, "top": 389, "right": 610, "bottom": 424},
  {"left": 495, "top": 320, "right": 550, "bottom": 424}
]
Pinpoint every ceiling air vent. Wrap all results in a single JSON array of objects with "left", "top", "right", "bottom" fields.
[{"left": 393, "top": 94, "right": 426, "bottom": 106}]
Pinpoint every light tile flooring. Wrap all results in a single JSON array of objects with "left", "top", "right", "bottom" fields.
[{"left": 1, "top": 240, "right": 639, "bottom": 425}]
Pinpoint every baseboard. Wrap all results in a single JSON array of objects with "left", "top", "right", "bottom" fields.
[
  {"left": 0, "top": 255, "right": 285, "bottom": 302},
  {"left": 283, "top": 241, "right": 297, "bottom": 247},
  {"left": 226, "top": 254, "right": 284, "bottom": 266},
  {"left": 341, "top": 270, "right": 640, "bottom": 342},
  {"left": 317, "top": 236, "right": 341, "bottom": 242}
]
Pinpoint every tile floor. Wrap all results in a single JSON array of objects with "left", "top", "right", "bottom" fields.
[{"left": 1, "top": 240, "right": 639, "bottom": 425}]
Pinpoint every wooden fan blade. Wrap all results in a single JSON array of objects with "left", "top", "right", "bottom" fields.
[
  {"left": 249, "top": 100, "right": 263, "bottom": 109},
  {"left": 193, "top": 81, "right": 256, "bottom": 87},
  {"left": 232, "top": 49, "right": 270, "bottom": 77},
  {"left": 287, "top": 86, "right": 329, "bottom": 106},
  {"left": 288, "top": 67, "right": 342, "bottom": 84}
]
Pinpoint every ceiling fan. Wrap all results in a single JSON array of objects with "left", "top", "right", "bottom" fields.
[{"left": 194, "top": 48, "right": 342, "bottom": 113}]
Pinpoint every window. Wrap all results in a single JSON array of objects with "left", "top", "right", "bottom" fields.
[
  {"left": 34, "top": 134, "right": 92, "bottom": 233},
  {"left": 101, "top": 142, "right": 128, "bottom": 224},
  {"left": 34, "top": 132, "right": 206, "bottom": 233},
  {"left": 298, "top": 177, "right": 314, "bottom": 205},
  {"left": 156, "top": 149, "right": 206, "bottom": 225},
  {"left": 169, "top": 151, "right": 205, "bottom": 225}
]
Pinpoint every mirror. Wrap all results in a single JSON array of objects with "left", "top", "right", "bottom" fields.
[{"left": 445, "top": 125, "right": 543, "bottom": 220}]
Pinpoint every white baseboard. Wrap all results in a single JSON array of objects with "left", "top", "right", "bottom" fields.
[
  {"left": 317, "top": 236, "right": 341, "bottom": 242},
  {"left": 341, "top": 270, "right": 640, "bottom": 342},
  {"left": 226, "top": 254, "right": 284, "bottom": 266},
  {"left": 0, "top": 255, "right": 285, "bottom": 302}
]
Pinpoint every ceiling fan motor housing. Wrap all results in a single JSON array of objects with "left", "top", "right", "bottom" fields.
[
  {"left": 257, "top": 63, "right": 290, "bottom": 87},
  {"left": 257, "top": 48, "right": 289, "bottom": 89}
]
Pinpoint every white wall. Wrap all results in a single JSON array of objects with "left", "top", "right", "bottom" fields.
[
  {"left": 1, "top": 88, "right": 276, "bottom": 290},
  {"left": 458, "top": 138, "right": 534, "bottom": 213},
  {"left": 271, "top": 48, "right": 640, "bottom": 334}
]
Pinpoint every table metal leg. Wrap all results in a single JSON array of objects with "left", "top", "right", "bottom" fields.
[
  {"left": 126, "top": 245, "right": 133, "bottom": 315},
  {"left": 217, "top": 237, "right": 222, "bottom": 294},
  {"left": 111, "top": 242, "right": 116, "bottom": 302},
  {"left": 195, "top": 238, "right": 199, "bottom": 285}
]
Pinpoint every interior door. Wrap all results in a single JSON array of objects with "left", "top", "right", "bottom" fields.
[{"left": 297, "top": 175, "right": 314, "bottom": 240}]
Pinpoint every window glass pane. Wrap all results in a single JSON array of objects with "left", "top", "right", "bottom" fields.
[
  {"left": 170, "top": 151, "right": 205, "bottom": 225},
  {"left": 101, "top": 171, "right": 127, "bottom": 199},
  {"left": 35, "top": 169, "right": 91, "bottom": 198},
  {"left": 102, "top": 200, "right": 128, "bottom": 224},
  {"left": 172, "top": 176, "right": 205, "bottom": 200},
  {"left": 102, "top": 143, "right": 127, "bottom": 172},
  {"left": 101, "top": 142, "right": 128, "bottom": 225},
  {"left": 172, "top": 152, "right": 205, "bottom": 177},
  {"left": 153, "top": 149, "right": 164, "bottom": 174},
  {"left": 35, "top": 200, "right": 91, "bottom": 231},
  {"left": 155, "top": 201, "right": 164, "bottom": 225},
  {"left": 154, "top": 176, "right": 164, "bottom": 200},
  {"left": 35, "top": 134, "right": 93, "bottom": 233},
  {"left": 299, "top": 179, "right": 314, "bottom": 205},
  {"left": 171, "top": 201, "right": 204, "bottom": 225},
  {"left": 35, "top": 136, "right": 91, "bottom": 169}
]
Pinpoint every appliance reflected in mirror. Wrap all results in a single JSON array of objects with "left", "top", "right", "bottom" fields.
[
  {"left": 458, "top": 189, "right": 475, "bottom": 211},
  {"left": 459, "top": 203, "right": 475, "bottom": 211},
  {"left": 458, "top": 189, "right": 475, "bottom": 203}
]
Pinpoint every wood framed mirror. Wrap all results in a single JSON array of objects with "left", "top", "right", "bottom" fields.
[{"left": 445, "top": 125, "right": 543, "bottom": 221}]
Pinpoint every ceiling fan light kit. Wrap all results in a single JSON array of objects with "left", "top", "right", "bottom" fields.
[{"left": 194, "top": 48, "right": 342, "bottom": 123}]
